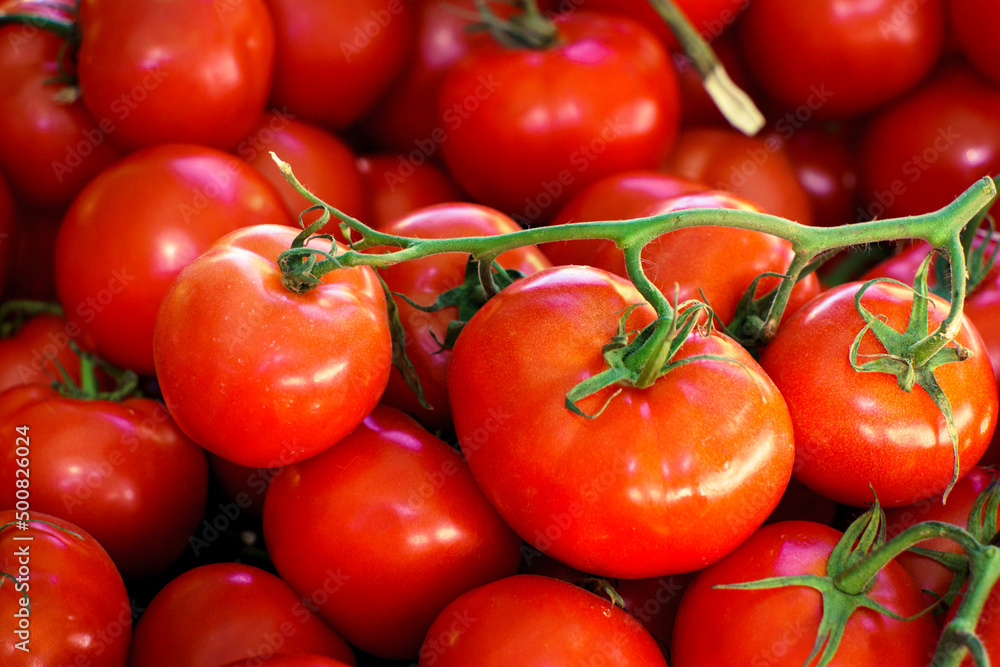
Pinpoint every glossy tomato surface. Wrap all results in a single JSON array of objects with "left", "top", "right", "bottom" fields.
[
  {"left": 264, "top": 405, "right": 523, "bottom": 659},
  {"left": 448, "top": 265, "right": 795, "bottom": 577},
  {"left": 154, "top": 225, "right": 392, "bottom": 467}
]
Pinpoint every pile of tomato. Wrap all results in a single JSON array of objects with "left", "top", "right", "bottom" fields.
[{"left": 3, "top": 0, "right": 1000, "bottom": 665}]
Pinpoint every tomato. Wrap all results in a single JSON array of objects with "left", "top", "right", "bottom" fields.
[
  {"left": 739, "top": 0, "right": 944, "bottom": 119},
  {"left": 0, "top": 385, "right": 209, "bottom": 579},
  {"left": 859, "top": 65, "right": 1000, "bottom": 219},
  {"left": 360, "top": 0, "right": 489, "bottom": 153},
  {"left": 265, "top": 0, "right": 415, "bottom": 130},
  {"left": 541, "top": 177, "right": 820, "bottom": 326},
  {"left": 759, "top": 280, "right": 998, "bottom": 507},
  {"left": 437, "top": 11, "right": 680, "bottom": 223},
  {"left": 0, "top": 25, "right": 120, "bottom": 210},
  {"left": 943, "top": 578, "right": 1000, "bottom": 666},
  {"left": 55, "top": 144, "right": 291, "bottom": 375},
  {"left": 671, "top": 520, "right": 937, "bottom": 666},
  {"left": 0, "top": 313, "right": 93, "bottom": 393},
  {"left": 448, "top": 265, "right": 795, "bottom": 577},
  {"left": 126, "top": 563, "right": 356, "bottom": 667},
  {"left": 154, "top": 225, "right": 392, "bottom": 467},
  {"left": 673, "top": 32, "right": 758, "bottom": 127},
  {"left": 221, "top": 657, "right": 353, "bottom": 667},
  {"left": 357, "top": 154, "right": 462, "bottom": 230},
  {"left": 417, "top": 574, "right": 667, "bottom": 666},
  {"left": 664, "top": 126, "right": 815, "bottom": 226},
  {"left": 76, "top": 0, "right": 275, "bottom": 151},
  {"left": 949, "top": 0, "right": 1000, "bottom": 86},
  {"left": 264, "top": 405, "right": 523, "bottom": 659},
  {"left": 238, "top": 111, "right": 369, "bottom": 226},
  {"left": 885, "top": 466, "right": 996, "bottom": 609},
  {"left": 377, "top": 203, "right": 550, "bottom": 432},
  {"left": 0, "top": 512, "right": 131, "bottom": 666}
]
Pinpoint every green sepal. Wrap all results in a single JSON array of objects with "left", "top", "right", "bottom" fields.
[
  {"left": 968, "top": 472, "right": 1000, "bottom": 545},
  {"left": 576, "top": 577, "right": 627, "bottom": 610},
  {"left": 848, "top": 254, "right": 970, "bottom": 501},
  {"left": 374, "top": 271, "right": 432, "bottom": 411},
  {"left": 724, "top": 270, "right": 790, "bottom": 346},
  {"left": 51, "top": 341, "right": 141, "bottom": 402},
  {"left": 0, "top": 300, "right": 64, "bottom": 338},
  {"left": 827, "top": 495, "right": 886, "bottom": 585}
]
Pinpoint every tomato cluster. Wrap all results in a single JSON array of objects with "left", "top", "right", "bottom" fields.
[{"left": 3, "top": 0, "right": 1000, "bottom": 665}]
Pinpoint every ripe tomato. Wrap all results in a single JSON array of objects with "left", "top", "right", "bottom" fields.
[
  {"left": 377, "top": 203, "right": 551, "bottom": 432},
  {"left": 357, "top": 154, "right": 462, "bottom": 230},
  {"left": 238, "top": 111, "right": 369, "bottom": 226},
  {"left": 664, "top": 126, "right": 815, "bottom": 226},
  {"left": 77, "top": 0, "right": 275, "bottom": 151},
  {"left": 0, "top": 512, "right": 131, "bottom": 666},
  {"left": 949, "top": 0, "right": 1000, "bottom": 86},
  {"left": 859, "top": 65, "right": 1000, "bottom": 219},
  {"left": 759, "top": 280, "right": 998, "bottom": 507},
  {"left": 672, "top": 521, "right": 937, "bottom": 666},
  {"left": 0, "top": 313, "right": 93, "bottom": 393},
  {"left": 55, "top": 144, "right": 291, "bottom": 375},
  {"left": 221, "top": 657, "right": 353, "bottom": 667},
  {"left": 417, "top": 575, "right": 667, "bottom": 666},
  {"left": 739, "top": 0, "right": 944, "bottom": 119},
  {"left": 885, "top": 466, "right": 997, "bottom": 609},
  {"left": 0, "top": 385, "right": 209, "bottom": 579},
  {"left": 264, "top": 405, "right": 523, "bottom": 659},
  {"left": 265, "top": 0, "right": 415, "bottom": 129},
  {"left": 126, "top": 563, "right": 356, "bottom": 667},
  {"left": 448, "top": 265, "right": 795, "bottom": 577},
  {"left": 437, "top": 11, "right": 680, "bottom": 223},
  {"left": 542, "top": 178, "right": 820, "bottom": 326},
  {"left": 0, "top": 25, "right": 120, "bottom": 210},
  {"left": 154, "top": 225, "right": 392, "bottom": 467}
]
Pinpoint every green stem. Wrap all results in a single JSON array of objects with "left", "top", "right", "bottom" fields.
[
  {"left": 912, "top": 233, "right": 968, "bottom": 367},
  {"left": 621, "top": 245, "right": 675, "bottom": 387},
  {"left": 933, "top": 547, "right": 1000, "bottom": 667}
]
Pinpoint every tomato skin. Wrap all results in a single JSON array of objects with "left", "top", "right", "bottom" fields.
[
  {"left": 665, "top": 127, "right": 815, "bottom": 226},
  {"left": 0, "top": 314, "right": 93, "bottom": 393},
  {"left": 759, "top": 281, "right": 998, "bottom": 507},
  {"left": 0, "top": 385, "right": 208, "bottom": 579},
  {"left": 448, "top": 265, "right": 795, "bottom": 577},
  {"left": 739, "top": 0, "right": 944, "bottom": 119},
  {"left": 672, "top": 521, "right": 937, "bottom": 667},
  {"left": 221, "top": 657, "right": 353, "bottom": 667},
  {"left": 265, "top": 0, "right": 414, "bottom": 129},
  {"left": 859, "top": 66, "right": 1000, "bottom": 219},
  {"left": 418, "top": 574, "right": 667, "bottom": 666},
  {"left": 377, "top": 203, "right": 550, "bottom": 432},
  {"left": 949, "top": 0, "right": 1000, "bottom": 86},
  {"left": 154, "top": 225, "right": 392, "bottom": 467},
  {"left": 357, "top": 154, "right": 463, "bottom": 230},
  {"left": 55, "top": 144, "right": 292, "bottom": 375},
  {"left": 77, "top": 0, "right": 274, "bottom": 151},
  {"left": 0, "top": 512, "right": 131, "bottom": 666},
  {"left": 126, "top": 563, "right": 356, "bottom": 667},
  {"left": 264, "top": 405, "right": 523, "bottom": 659},
  {"left": 0, "top": 26, "right": 120, "bottom": 210},
  {"left": 437, "top": 11, "right": 680, "bottom": 223},
  {"left": 542, "top": 178, "right": 820, "bottom": 325},
  {"left": 238, "top": 112, "right": 369, "bottom": 225}
]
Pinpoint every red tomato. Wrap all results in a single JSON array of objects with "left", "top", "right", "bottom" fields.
[
  {"left": 154, "top": 225, "right": 392, "bottom": 467},
  {"left": 264, "top": 405, "right": 523, "bottom": 659},
  {"left": 55, "top": 144, "right": 291, "bottom": 375},
  {"left": 437, "top": 11, "right": 680, "bottom": 223},
  {"left": 265, "top": 0, "right": 415, "bottom": 129},
  {"left": 357, "top": 154, "right": 462, "bottom": 229},
  {"left": 76, "top": 0, "right": 275, "bottom": 151},
  {"left": 664, "top": 126, "right": 815, "bottom": 226},
  {"left": 949, "top": 0, "right": 1000, "bottom": 86},
  {"left": 885, "top": 466, "right": 997, "bottom": 608},
  {"left": 0, "top": 26, "right": 120, "bottom": 210},
  {"left": 448, "top": 265, "right": 795, "bottom": 577},
  {"left": 759, "top": 281, "right": 998, "bottom": 507},
  {"left": 0, "top": 512, "right": 131, "bottom": 666},
  {"left": 672, "top": 521, "right": 938, "bottom": 666},
  {"left": 221, "top": 657, "right": 353, "bottom": 667},
  {"left": 377, "top": 203, "right": 551, "bottom": 432},
  {"left": 859, "top": 66, "right": 1000, "bottom": 219},
  {"left": 126, "top": 563, "right": 356, "bottom": 667},
  {"left": 238, "top": 112, "right": 369, "bottom": 226},
  {"left": 739, "top": 0, "right": 944, "bottom": 119},
  {"left": 417, "top": 575, "right": 667, "bottom": 666},
  {"left": 0, "top": 313, "right": 92, "bottom": 393},
  {"left": 542, "top": 178, "right": 820, "bottom": 325},
  {"left": 0, "top": 385, "right": 209, "bottom": 579}
]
